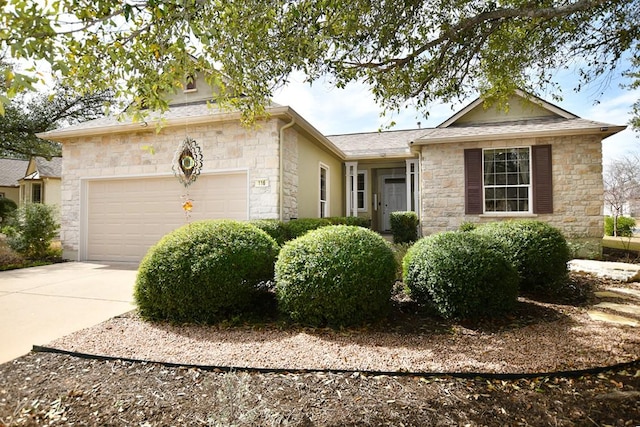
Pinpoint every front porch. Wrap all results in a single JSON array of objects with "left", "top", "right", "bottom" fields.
[{"left": 344, "top": 159, "right": 419, "bottom": 232}]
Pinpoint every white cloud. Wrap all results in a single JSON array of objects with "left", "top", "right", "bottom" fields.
[
  {"left": 273, "top": 72, "right": 472, "bottom": 134},
  {"left": 582, "top": 88, "right": 640, "bottom": 165}
]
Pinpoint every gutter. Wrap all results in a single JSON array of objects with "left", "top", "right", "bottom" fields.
[{"left": 410, "top": 125, "right": 627, "bottom": 146}]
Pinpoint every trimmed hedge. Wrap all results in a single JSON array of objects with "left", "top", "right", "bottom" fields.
[
  {"left": 285, "top": 218, "right": 332, "bottom": 240},
  {"left": 135, "top": 220, "right": 279, "bottom": 323},
  {"left": 604, "top": 216, "right": 636, "bottom": 237},
  {"left": 389, "top": 211, "right": 419, "bottom": 244},
  {"left": 474, "top": 220, "right": 570, "bottom": 295},
  {"left": 326, "top": 216, "right": 370, "bottom": 228},
  {"left": 402, "top": 231, "right": 519, "bottom": 319},
  {"left": 248, "top": 219, "right": 288, "bottom": 246},
  {"left": 249, "top": 217, "right": 370, "bottom": 243},
  {"left": 275, "top": 225, "right": 397, "bottom": 327}
]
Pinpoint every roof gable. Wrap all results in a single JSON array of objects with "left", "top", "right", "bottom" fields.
[
  {"left": 438, "top": 90, "right": 577, "bottom": 128},
  {"left": 22, "top": 157, "right": 62, "bottom": 180}
]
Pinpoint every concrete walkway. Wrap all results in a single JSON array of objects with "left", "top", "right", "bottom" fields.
[
  {"left": 568, "top": 259, "right": 640, "bottom": 282},
  {"left": 0, "top": 262, "right": 137, "bottom": 364},
  {"left": 569, "top": 259, "right": 640, "bottom": 327}
]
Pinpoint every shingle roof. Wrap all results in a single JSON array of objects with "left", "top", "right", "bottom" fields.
[
  {"left": 39, "top": 100, "right": 284, "bottom": 137},
  {"left": 414, "top": 117, "right": 623, "bottom": 144},
  {"left": 39, "top": 96, "right": 624, "bottom": 159},
  {"left": 0, "top": 158, "right": 28, "bottom": 187},
  {"left": 34, "top": 157, "right": 62, "bottom": 178},
  {"left": 328, "top": 129, "right": 431, "bottom": 159}
]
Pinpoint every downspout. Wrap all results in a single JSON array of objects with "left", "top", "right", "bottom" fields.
[
  {"left": 279, "top": 117, "right": 296, "bottom": 221},
  {"left": 417, "top": 149, "right": 424, "bottom": 237}
]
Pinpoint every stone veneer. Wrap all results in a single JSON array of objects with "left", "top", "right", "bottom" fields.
[
  {"left": 419, "top": 135, "right": 604, "bottom": 239},
  {"left": 281, "top": 123, "right": 299, "bottom": 220},
  {"left": 60, "top": 118, "right": 285, "bottom": 257}
]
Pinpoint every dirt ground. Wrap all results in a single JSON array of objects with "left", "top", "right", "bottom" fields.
[{"left": 1, "top": 272, "right": 639, "bottom": 426}]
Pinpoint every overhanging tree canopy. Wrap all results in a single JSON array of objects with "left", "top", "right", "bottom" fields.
[
  {"left": 0, "top": 61, "right": 114, "bottom": 158},
  {"left": 1, "top": 0, "right": 638, "bottom": 125}
]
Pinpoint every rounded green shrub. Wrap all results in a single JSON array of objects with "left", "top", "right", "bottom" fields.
[
  {"left": 474, "top": 220, "right": 570, "bottom": 295},
  {"left": 402, "top": 231, "right": 519, "bottom": 319},
  {"left": 135, "top": 220, "right": 280, "bottom": 323},
  {"left": 389, "top": 211, "right": 419, "bottom": 244},
  {"left": 275, "top": 225, "right": 397, "bottom": 327},
  {"left": 248, "top": 219, "right": 288, "bottom": 246}
]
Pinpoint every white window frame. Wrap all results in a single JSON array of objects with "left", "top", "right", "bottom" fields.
[
  {"left": 406, "top": 159, "right": 419, "bottom": 214},
  {"left": 319, "top": 163, "right": 329, "bottom": 218},
  {"left": 482, "top": 147, "right": 532, "bottom": 214}
]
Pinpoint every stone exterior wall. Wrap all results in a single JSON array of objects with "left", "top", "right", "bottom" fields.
[
  {"left": 419, "top": 134, "right": 604, "bottom": 239},
  {"left": 281, "top": 122, "right": 299, "bottom": 220},
  {"left": 60, "top": 118, "right": 284, "bottom": 257}
]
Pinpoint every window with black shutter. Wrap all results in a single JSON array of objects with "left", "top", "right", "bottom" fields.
[
  {"left": 532, "top": 144, "right": 553, "bottom": 214},
  {"left": 464, "top": 148, "right": 483, "bottom": 214},
  {"left": 464, "top": 145, "right": 553, "bottom": 214}
]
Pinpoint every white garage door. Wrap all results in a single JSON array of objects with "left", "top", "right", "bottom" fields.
[{"left": 86, "top": 173, "right": 248, "bottom": 263}]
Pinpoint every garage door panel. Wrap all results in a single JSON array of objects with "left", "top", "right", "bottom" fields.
[{"left": 86, "top": 173, "right": 248, "bottom": 263}]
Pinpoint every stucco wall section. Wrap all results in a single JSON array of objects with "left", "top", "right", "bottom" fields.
[
  {"left": 60, "top": 119, "right": 282, "bottom": 256},
  {"left": 296, "top": 134, "right": 343, "bottom": 219},
  {"left": 419, "top": 135, "right": 604, "bottom": 239},
  {"left": 0, "top": 187, "right": 19, "bottom": 204}
]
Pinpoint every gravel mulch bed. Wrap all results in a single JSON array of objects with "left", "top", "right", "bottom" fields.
[
  {"left": 44, "top": 274, "right": 640, "bottom": 375},
  {"left": 1, "top": 272, "right": 639, "bottom": 426}
]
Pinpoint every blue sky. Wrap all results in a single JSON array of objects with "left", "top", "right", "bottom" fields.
[{"left": 273, "top": 70, "right": 640, "bottom": 167}]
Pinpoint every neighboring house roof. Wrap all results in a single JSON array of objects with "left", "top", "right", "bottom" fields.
[
  {"left": 37, "top": 157, "right": 62, "bottom": 178},
  {"left": 22, "top": 157, "right": 63, "bottom": 181},
  {"left": 0, "top": 158, "right": 28, "bottom": 187}
]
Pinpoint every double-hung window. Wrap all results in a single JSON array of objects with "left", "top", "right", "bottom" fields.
[
  {"left": 483, "top": 147, "right": 531, "bottom": 212},
  {"left": 465, "top": 145, "right": 553, "bottom": 215},
  {"left": 31, "top": 183, "right": 42, "bottom": 204}
]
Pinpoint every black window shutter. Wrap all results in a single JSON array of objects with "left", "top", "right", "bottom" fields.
[
  {"left": 464, "top": 148, "right": 483, "bottom": 214},
  {"left": 532, "top": 144, "right": 553, "bottom": 214}
]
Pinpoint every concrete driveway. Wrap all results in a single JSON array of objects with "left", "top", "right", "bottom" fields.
[{"left": 0, "top": 262, "right": 137, "bottom": 364}]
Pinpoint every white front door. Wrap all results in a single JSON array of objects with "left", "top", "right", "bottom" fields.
[{"left": 382, "top": 177, "right": 407, "bottom": 231}]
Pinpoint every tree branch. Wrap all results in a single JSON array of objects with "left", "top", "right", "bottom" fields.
[{"left": 345, "top": 0, "right": 610, "bottom": 71}]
